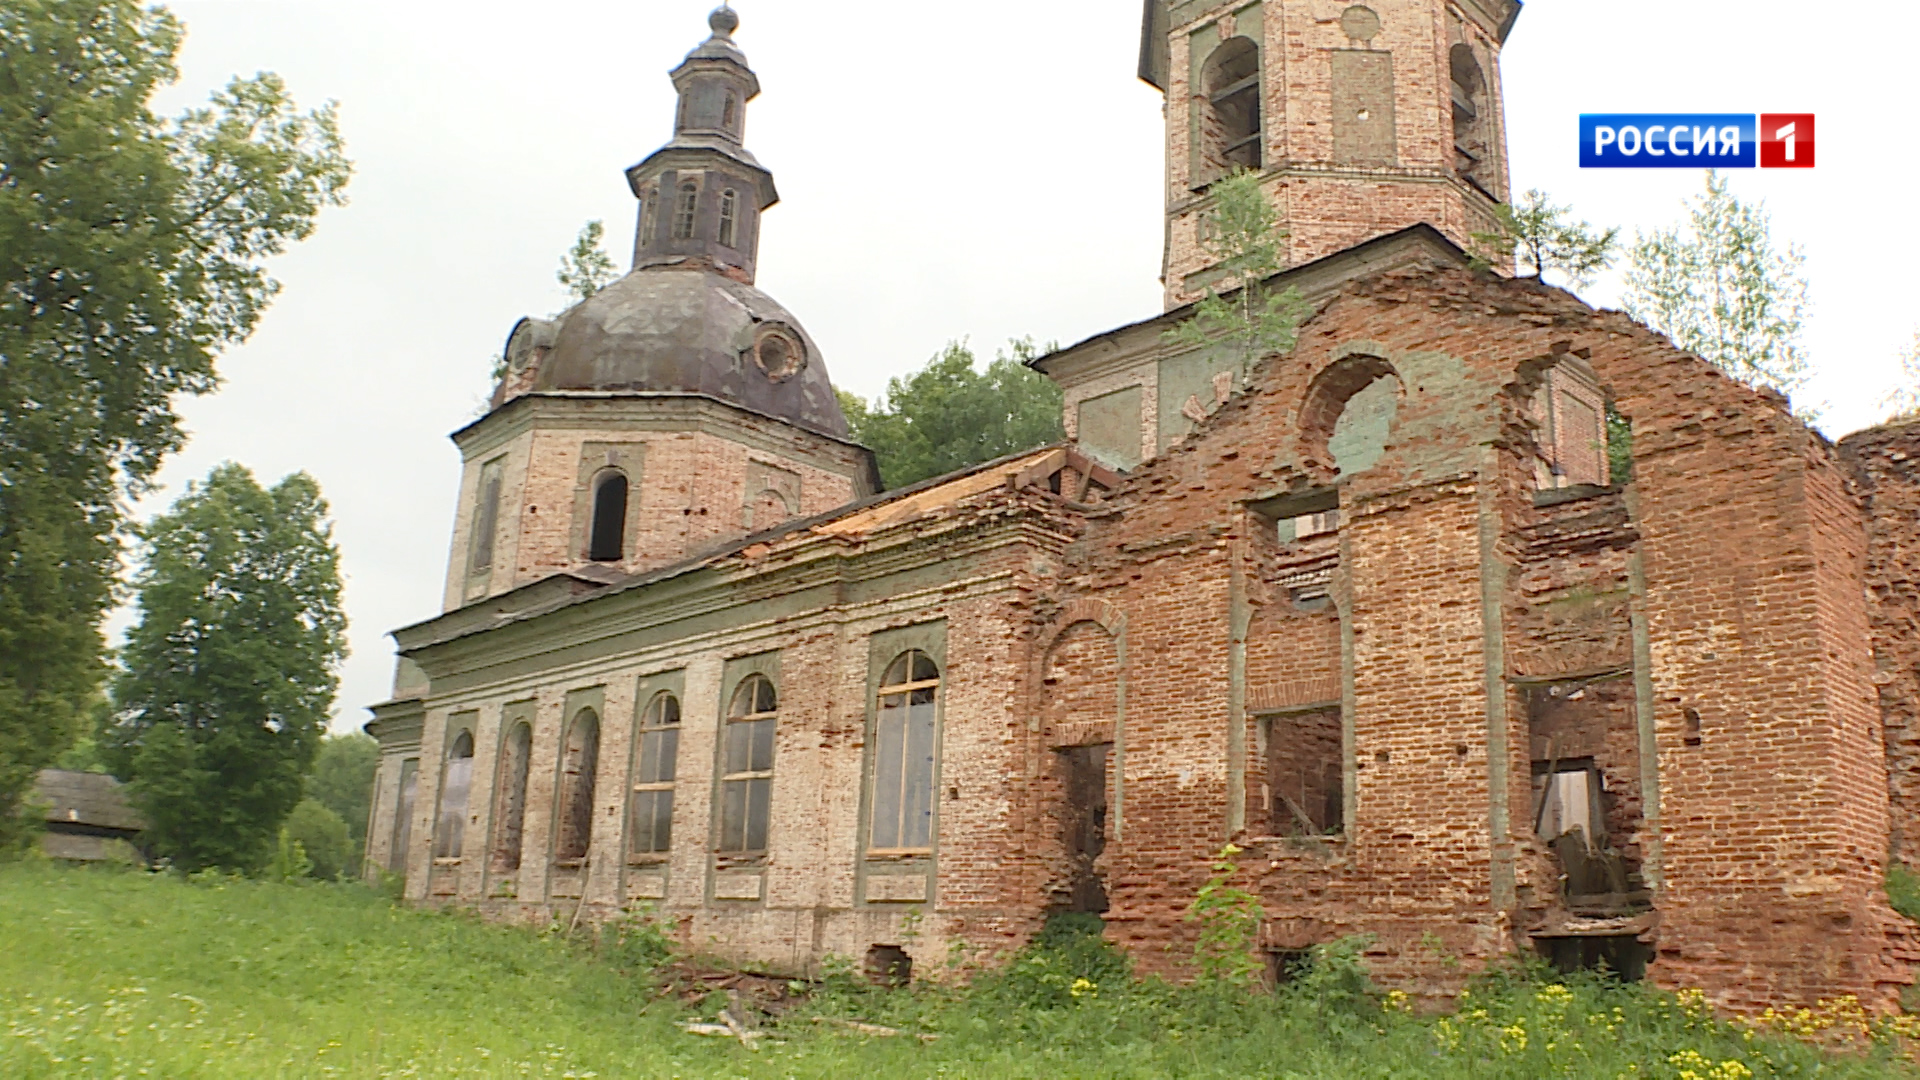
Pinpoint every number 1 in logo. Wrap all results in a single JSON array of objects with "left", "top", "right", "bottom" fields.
[{"left": 1760, "top": 114, "right": 1815, "bottom": 168}]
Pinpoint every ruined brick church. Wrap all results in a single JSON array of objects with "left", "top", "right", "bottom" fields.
[{"left": 366, "top": 1, "right": 1920, "bottom": 1009}]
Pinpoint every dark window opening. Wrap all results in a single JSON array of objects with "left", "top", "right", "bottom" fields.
[
  {"left": 588, "top": 472, "right": 628, "bottom": 562},
  {"left": 1535, "top": 934, "right": 1649, "bottom": 982},
  {"left": 672, "top": 181, "right": 698, "bottom": 240},
  {"left": 1683, "top": 707, "right": 1702, "bottom": 747},
  {"left": 555, "top": 709, "right": 600, "bottom": 864},
  {"left": 1267, "top": 948, "right": 1312, "bottom": 987},
  {"left": 492, "top": 722, "right": 532, "bottom": 872},
  {"left": 865, "top": 944, "right": 913, "bottom": 987},
  {"left": 1264, "top": 708, "right": 1343, "bottom": 835},
  {"left": 722, "top": 93, "right": 737, "bottom": 129},
  {"left": 1059, "top": 743, "right": 1110, "bottom": 913}
]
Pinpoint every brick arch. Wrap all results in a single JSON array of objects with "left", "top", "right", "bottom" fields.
[
  {"left": 1298, "top": 351, "right": 1402, "bottom": 480},
  {"left": 1042, "top": 614, "right": 1123, "bottom": 750},
  {"left": 1041, "top": 599, "right": 1126, "bottom": 652}
]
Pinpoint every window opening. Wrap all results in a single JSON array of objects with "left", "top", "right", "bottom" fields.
[
  {"left": 718, "top": 189, "right": 738, "bottom": 248},
  {"left": 555, "top": 709, "right": 600, "bottom": 864},
  {"left": 870, "top": 651, "right": 939, "bottom": 852},
  {"left": 588, "top": 471, "right": 628, "bottom": 562},
  {"left": 1536, "top": 934, "right": 1649, "bottom": 981},
  {"left": 1450, "top": 44, "right": 1490, "bottom": 188},
  {"left": 865, "top": 944, "right": 913, "bottom": 987},
  {"left": 672, "top": 181, "right": 698, "bottom": 240},
  {"left": 1203, "top": 37, "right": 1262, "bottom": 178},
  {"left": 389, "top": 758, "right": 419, "bottom": 874},
  {"left": 1263, "top": 708, "right": 1343, "bottom": 835},
  {"left": 722, "top": 93, "right": 737, "bottom": 129},
  {"left": 432, "top": 731, "right": 475, "bottom": 859},
  {"left": 492, "top": 722, "right": 532, "bottom": 872},
  {"left": 1059, "top": 743, "right": 1110, "bottom": 913},
  {"left": 718, "top": 674, "right": 777, "bottom": 853},
  {"left": 629, "top": 692, "right": 681, "bottom": 859}
]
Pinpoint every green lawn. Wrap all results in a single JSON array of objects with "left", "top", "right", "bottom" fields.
[{"left": 1, "top": 862, "right": 1913, "bottom": 1078}]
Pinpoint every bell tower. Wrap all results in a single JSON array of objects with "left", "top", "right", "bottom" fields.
[{"left": 1139, "top": 0, "right": 1521, "bottom": 308}]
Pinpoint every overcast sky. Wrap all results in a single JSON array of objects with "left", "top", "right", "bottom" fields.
[{"left": 132, "top": 0, "right": 1920, "bottom": 733}]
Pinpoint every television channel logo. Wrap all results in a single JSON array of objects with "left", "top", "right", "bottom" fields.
[{"left": 1579, "top": 114, "right": 1813, "bottom": 169}]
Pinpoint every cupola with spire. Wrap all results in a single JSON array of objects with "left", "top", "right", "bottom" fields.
[{"left": 627, "top": 4, "right": 776, "bottom": 283}]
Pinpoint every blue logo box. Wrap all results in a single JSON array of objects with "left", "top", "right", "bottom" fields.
[{"left": 1579, "top": 114, "right": 1755, "bottom": 168}]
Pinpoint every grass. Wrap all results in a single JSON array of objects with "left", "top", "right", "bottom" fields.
[{"left": 2, "top": 861, "right": 1916, "bottom": 1078}]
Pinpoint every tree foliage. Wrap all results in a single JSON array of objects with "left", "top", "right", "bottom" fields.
[
  {"left": 557, "top": 219, "right": 617, "bottom": 303},
  {"left": 840, "top": 339, "right": 1064, "bottom": 490},
  {"left": 0, "top": 0, "right": 350, "bottom": 850},
  {"left": 308, "top": 732, "right": 379, "bottom": 850},
  {"left": 104, "top": 464, "right": 348, "bottom": 873},
  {"left": 1469, "top": 188, "right": 1619, "bottom": 290},
  {"left": 1164, "top": 170, "right": 1309, "bottom": 381},
  {"left": 1623, "top": 171, "right": 1811, "bottom": 403},
  {"left": 1881, "top": 329, "right": 1920, "bottom": 422},
  {"left": 282, "top": 797, "right": 352, "bottom": 881}
]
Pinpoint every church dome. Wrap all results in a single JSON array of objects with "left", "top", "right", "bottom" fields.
[{"left": 535, "top": 264, "right": 849, "bottom": 438}]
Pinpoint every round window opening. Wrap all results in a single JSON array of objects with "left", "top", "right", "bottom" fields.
[{"left": 752, "top": 327, "right": 805, "bottom": 381}]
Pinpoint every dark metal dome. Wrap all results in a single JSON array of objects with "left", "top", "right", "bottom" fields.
[{"left": 536, "top": 264, "right": 849, "bottom": 438}]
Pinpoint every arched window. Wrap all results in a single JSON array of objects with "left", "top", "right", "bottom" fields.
[
  {"left": 588, "top": 471, "right": 628, "bottom": 562},
  {"left": 717, "top": 189, "right": 738, "bottom": 248},
  {"left": 432, "top": 731, "right": 475, "bottom": 859},
  {"left": 870, "top": 651, "right": 939, "bottom": 852},
  {"left": 1203, "top": 37, "right": 1262, "bottom": 178},
  {"left": 555, "top": 709, "right": 600, "bottom": 864},
  {"left": 718, "top": 674, "right": 777, "bottom": 853},
  {"left": 1450, "top": 45, "right": 1489, "bottom": 185},
  {"left": 672, "top": 181, "right": 699, "bottom": 240},
  {"left": 629, "top": 692, "right": 681, "bottom": 857},
  {"left": 491, "top": 722, "right": 532, "bottom": 872}
]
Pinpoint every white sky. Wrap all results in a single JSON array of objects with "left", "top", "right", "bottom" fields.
[{"left": 130, "top": 0, "right": 1920, "bottom": 732}]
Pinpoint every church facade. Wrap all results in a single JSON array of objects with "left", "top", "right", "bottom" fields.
[{"left": 366, "top": 1, "right": 1920, "bottom": 1010}]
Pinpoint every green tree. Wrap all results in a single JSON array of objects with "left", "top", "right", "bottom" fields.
[
  {"left": 1470, "top": 188, "right": 1619, "bottom": 290},
  {"left": 0, "top": 0, "right": 350, "bottom": 851},
  {"left": 1881, "top": 329, "right": 1920, "bottom": 422},
  {"left": 841, "top": 339, "right": 1064, "bottom": 489},
  {"left": 1623, "top": 171, "right": 1811, "bottom": 402},
  {"left": 308, "top": 732, "right": 379, "bottom": 856},
  {"left": 558, "top": 219, "right": 617, "bottom": 303},
  {"left": 1165, "top": 169, "right": 1310, "bottom": 381},
  {"left": 104, "top": 464, "right": 348, "bottom": 873},
  {"left": 282, "top": 797, "right": 352, "bottom": 881}
]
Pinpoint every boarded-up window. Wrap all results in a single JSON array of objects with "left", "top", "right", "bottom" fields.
[
  {"left": 1331, "top": 50, "right": 1396, "bottom": 167},
  {"left": 718, "top": 675, "right": 776, "bottom": 853},
  {"left": 629, "top": 693, "right": 681, "bottom": 858},
  {"left": 432, "top": 731, "right": 475, "bottom": 859},
  {"left": 491, "top": 722, "right": 532, "bottom": 872},
  {"left": 555, "top": 709, "right": 600, "bottom": 864},
  {"left": 389, "top": 758, "right": 419, "bottom": 874},
  {"left": 870, "top": 651, "right": 939, "bottom": 852}
]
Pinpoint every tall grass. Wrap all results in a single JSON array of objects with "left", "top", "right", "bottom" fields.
[{"left": 2, "top": 863, "right": 1914, "bottom": 1078}]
